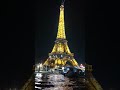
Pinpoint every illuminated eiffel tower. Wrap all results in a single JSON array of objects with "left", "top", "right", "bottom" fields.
[
  {"left": 43, "top": 1, "right": 79, "bottom": 68},
  {"left": 21, "top": 0, "right": 103, "bottom": 90}
]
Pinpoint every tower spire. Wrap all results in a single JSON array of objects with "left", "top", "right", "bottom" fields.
[
  {"left": 61, "top": 0, "right": 65, "bottom": 5},
  {"left": 56, "top": 0, "right": 66, "bottom": 39}
]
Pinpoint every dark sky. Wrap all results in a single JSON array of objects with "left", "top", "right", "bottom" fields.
[{"left": 0, "top": 0, "right": 119, "bottom": 89}]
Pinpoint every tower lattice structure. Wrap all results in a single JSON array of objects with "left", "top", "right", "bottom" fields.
[{"left": 43, "top": 3, "right": 79, "bottom": 68}]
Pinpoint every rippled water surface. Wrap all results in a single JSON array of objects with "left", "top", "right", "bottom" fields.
[{"left": 35, "top": 73, "right": 86, "bottom": 90}]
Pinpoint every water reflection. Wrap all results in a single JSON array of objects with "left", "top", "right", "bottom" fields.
[{"left": 35, "top": 73, "right": 85, "bottom": 90}]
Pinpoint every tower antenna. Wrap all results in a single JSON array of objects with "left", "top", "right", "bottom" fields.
[{"left": 61, "top": 0, "right": 65, "bottom": 5}]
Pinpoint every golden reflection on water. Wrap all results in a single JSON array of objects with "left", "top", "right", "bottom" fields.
[{"left": 35, "top": 73, "right": 85, "bottom": 90}]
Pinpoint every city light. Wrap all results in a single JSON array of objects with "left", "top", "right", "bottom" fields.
[
  {"left": 80, "top": 64, "right": 85, "bottom": 68},
  {"left": 62, "top": 67, "right": 64, "bottom": 70},
  {"left": 39, "top": 63, "right": 43, "bottom": 68},
  {"left": 36, "top": 73, "right": 42, "bottom": 78}
]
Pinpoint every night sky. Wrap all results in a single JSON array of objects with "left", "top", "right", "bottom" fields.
[{"left": 0, "top": 0, "right": 119, "bottom": 89}]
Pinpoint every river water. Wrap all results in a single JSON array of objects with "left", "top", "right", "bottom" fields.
[{"left": 35, "top": 73, "right": 86, "bottom": 90}]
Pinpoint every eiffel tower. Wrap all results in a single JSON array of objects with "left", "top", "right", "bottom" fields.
[
  {"left": 43, "top": 1, "right": 79, "bottom": 68},
  {"left": 21, "top": 0, "right": 103, "bottom": 90}
]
